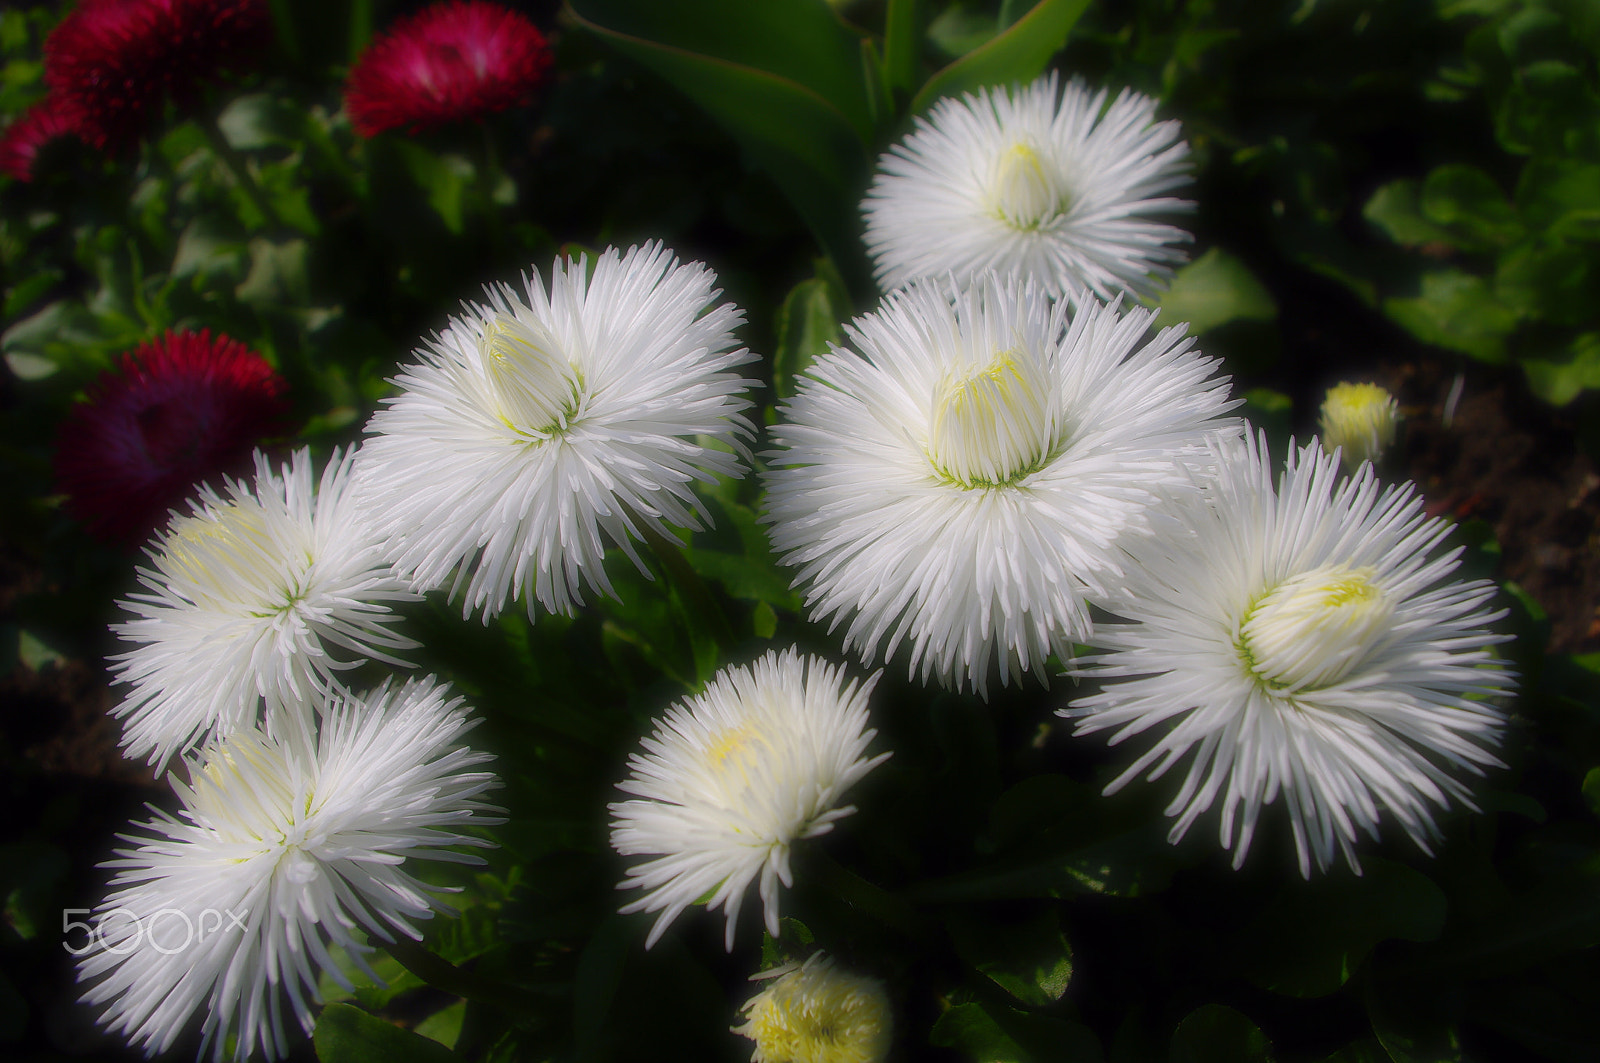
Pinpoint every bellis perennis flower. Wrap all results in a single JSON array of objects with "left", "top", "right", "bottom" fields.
[
  {"left": 1065, "top": 432, "right": 1514, "bottom": 876},
  {"left": 355, "top": 242, "right": 756, "bottom": 620},
  {"left": 863, "top": 73, "right": 1192, "bottom": 300},
  {"left": 53, "top": 328, "right": 289, "bottom": 546},
  {"left": 1320, "top": 381, "right": 1400, "bottom": 471},
  {"left": 610, "top": 650, "right": 889, "bottom": 950},
  {"left": 764, "top": 273, "right": 1236, "bottom": 693},
  {"left": 77, "top": 677, "right": 500, "bottom": 1062},
  {"left": 733, "top": 954, "right": 893, "bottom": 1063},
  {"left": 45, "top": 0, "right": 270, "bottom": 150},
  {"left": 112, "top": 446, "right": 418, "bottom": 767},
  {"left": 0, "top": 96, "right": 83, "bottom": 180},
  {"left": 345, "top": 0, "right": 552, "bottom": 137}
]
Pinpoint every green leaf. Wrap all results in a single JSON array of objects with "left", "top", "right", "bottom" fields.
[
  {"left": 568, "top": 3, "right": 869, "bottom": 279},
  {"left": 172, "top": 217, "right": 249, "bottom": 285},
  {"left": 947, "top": 907, "right": 1073, "bottom": 1008},
  {"left": 218, "top": 92, "right": 303, "bottom": 150},
  {"left": 1239, "top": 857, "right": 1447, "bottom": 998},
  {"left": 235, "top": 237, "right": 311, "bottom": 309},
  {"left": 1363, "top": 181, "right": 1458, "bottom": 249},
  {"left": 773, "top": 261, "right": 847, "bottom": 398},
  {"left": 882, "top": 0, "right": 923, "bottom": 103},
  {"left": 1169, "top": 1004, "right": 1273, "bottom": 1063},
  {"left": 913, "top": 0, "right": 1091, "bottom": 114},
  {"left": 1584, "top": 768, "right": 1600, "bottom": 819},
  {"left": 391, "top": 141, "right": 474, "bottom": 235},
  {"left": 931, "top": 1003, "right": 1103, "bottom": 1063},
  {"left": 1420, "top": 164, "right": 1523, "bottom": 247},
  {"left": 568, "top": 0, "right": 874, "bottom": 140},
  {"left": 1494, "top": 241, "right": 1594, "bottom": 325},
  {"left": 313, "top": 1003, "right": 457, "bottom": 1063},
  {"left": 413, "top": 1001, "right": 466, "bottom": 1050},
  {"left": 914, "top": 775, "right": 1183, "bottom": 901},
  {"left": 1521, "top": 331, "right": 1600, "bottom": 405},
  {"left": 1516, "top": 158, "right": 1600, "bottom": 239},
  {"left": 1157, "top": 248, "right": 1277, "bottom": 334},
  {"left": 1382, "top": 271, "right": 1518, "bottom": 363}
]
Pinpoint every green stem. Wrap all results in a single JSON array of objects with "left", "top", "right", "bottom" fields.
[
  {"left": 382, "top": 938, "right": 537, "bottom": 1015},
  {"left": 477, "top": 123, "right": 507, "bottom": 261}
]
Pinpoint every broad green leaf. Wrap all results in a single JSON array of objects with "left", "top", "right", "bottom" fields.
[
  {"left": 172, "top": 217, "right": 249, "bottom": 285},
  {"left": 931, "top": 1003, "right": 1103, "bottom": 1063},
  {"left": 1382, "top": 271, "right": 1518, "bottom": 363},
  {"left": 913, "top": 0, "right": 1091, "bottom": 114},
  {"left": 1516, "top": 158, "right": 1600, "bottom": 238},
  {"left": 1363, "top": 181, "right": 1458, "bottom": 249},
  {"left": 569, "top": 0, "right": 874, "bottom": 140},
  {"left": 1420, "top": 164, "right": 1523, "bottom": 247},
  {"left": 413, "top": 1000, "right": 465, "bottom": 1050},
  {"left": 313, "top": 1003, "right": 456, "bottom": 1063},
  {"left": 1239, "top": 857, "right": 1447, "bottom": 998},
  {"left": 927, "top": 2, "right": 1001, "bottom": 60},
  {"left": 568, "top": 5, "right": 869, "bottom": 279},
  {"left": 773, "top": 260, "right": 847, "bottom": 398},
  {"left": 947, "top": 907, "right": 1073, "bottom": 1008},
  {"left": 391, "top": 142, "right": 474, "bottom": 235},
  {"left": 236, "top": 237, "right": 311, "bottom": 309},
  {"left": 1584, "top": 767, "right": 1600, "bottom": 819},
  {"left": 914, "top": 775, "right": 1183, "bottom": 901},
  {"left": 1521, "top": 331, "right": 1600, "bottom": 405},
  {"left": 882, "top": 0, "right": 923, "bottom": 101},
  {"left": 1494, "top": 240, "right": 1593, "bottom": 325},
  {"left": 1170, "top": 1004, "right": 1273, "bottom": 1063},
  {"left": 1494, "top": 60, "right": 1600, "bottom": 158},
  {"left": 218, "top": 93, "right": 303, "bottom": 150},
  {"left": 1157, "top": 248, "right": 1277, "bottom": 334}
]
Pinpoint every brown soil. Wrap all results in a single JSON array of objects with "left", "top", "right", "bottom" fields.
[{"left": 1377, "top": 357, "right": 1600, "bottom": 655}]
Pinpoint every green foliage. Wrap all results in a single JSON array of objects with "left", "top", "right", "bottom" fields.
[{"left": 3, "top": 1, "right": 1597, "bottom": 1062}]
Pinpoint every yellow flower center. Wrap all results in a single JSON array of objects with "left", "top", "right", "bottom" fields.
[
  {"left": 989, "top": 142, "right": 1068, "bottom": 230},
  {"left": 159, "top": 502, "right": 301, "bottom": 613},
  {"left": 481, "top": 313, "right": 584, "bottom": 441},
  {"left": 1238, "top": 564, "right": 1394, "bottom": 691},
  {"left": 927, "top": 349, "right": 1056, "bottom": 489}
]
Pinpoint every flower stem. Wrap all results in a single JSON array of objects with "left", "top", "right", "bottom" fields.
[{"left": 382, "top": 938, "right": 537, "bottom": 1016}]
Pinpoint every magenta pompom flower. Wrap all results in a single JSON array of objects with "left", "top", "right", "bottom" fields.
[
  {"left": 44, "top": 0, "right": 270, "bottom": 151},
  {"left": 344, "top": 0, "right": 553, "bottom": 137},
  {"left": 53, "top": 329, "right": 289, "bottom": 546},
  {"left": 0, "top": 96, "right": 84, "bottom": 181}
]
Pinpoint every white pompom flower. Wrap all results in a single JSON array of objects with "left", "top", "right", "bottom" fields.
[
  {"left": 610, "top": 649, "right": 890, "bottom": 950},
  {"left": 862, "top": 73, "right": 1192, "bottom": 300},
  {"left": 1064, "top": 432, "right": 1515, "bottom": 876},
  {"left": 764, "top": 274, "right": 1236, "bottom": 694},
  {"left": 354, "top": 242, "right": 757, "bottom": 621},
  {"left": 111, "top": 446, "right": 419, "bottom": 767},
  {"left": 733, "top": 953, "right": 892, "bottom": 1063},
  {"left": 76, "top": 677, "right": 500, "bottom": 1062}
]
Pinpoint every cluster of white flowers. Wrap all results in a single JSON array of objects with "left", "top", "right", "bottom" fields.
[{"left": 75, "top": 68, "right": 1516, "bottom": 1063}]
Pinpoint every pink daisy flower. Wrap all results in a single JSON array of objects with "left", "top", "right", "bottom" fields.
[
  {"left": 44, "top": 0, "right": 270, "bottom": 151},
  {"left": 344, "top": 0, "right": 552, "bottom": 137},
  {"left": 0, "top": 96, "right": 85, "bottom": 181},
  {"left": 53, "top": 329, "right": 290, "bottom": 546}
]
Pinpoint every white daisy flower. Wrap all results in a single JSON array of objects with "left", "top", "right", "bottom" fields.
[
  {"left": 862, "top": 73, "right": 1192, "bottom": 301},
  {"left": 733, "top": 953, "right": 892, "bottom": 1063},
  {"left": 763, "top": 274, "right": 1236, "bottom": 694},
  {"left": 610, "top": 649, "right": 889, "bottom": 950},
  {"left": 77, "top": 677, "right": 500, "bottom": 1062},
  {"left": 112, "top": 446, "right": 418, "bottom": 767},
  {"left": 354, "top": 242, "right": 757, "bottom": 620},
  {"left": 1064, "top": 432, "right": 1514, "bottom": 876}
]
